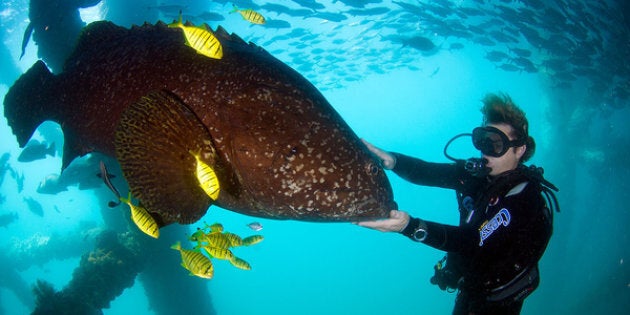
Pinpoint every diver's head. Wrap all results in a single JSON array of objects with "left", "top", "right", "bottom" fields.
[
  {"left": 475, "top": 93, "right": 535, "bottom": 176},
  {"left": 474, "top": 123, "right": 525, "bottom": 176}
]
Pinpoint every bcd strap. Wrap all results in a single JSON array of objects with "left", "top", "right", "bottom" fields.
[
  {"left": 522, "top": 164, "right": 560, "bottom": 213},
  {"left": 487, "top": 265, "right": 540, "bottom": 302}
]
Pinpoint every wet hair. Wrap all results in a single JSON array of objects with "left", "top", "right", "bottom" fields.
[{"left": 480, "top": 93, "right": 535, "bottom": 162}]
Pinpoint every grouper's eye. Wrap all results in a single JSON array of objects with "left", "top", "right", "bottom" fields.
[
  {"left": 285, "top": 146, "right": 299, "bottom": 159},
  {"left": 366, "top": 163, "right": 380, "bottom": 175}
]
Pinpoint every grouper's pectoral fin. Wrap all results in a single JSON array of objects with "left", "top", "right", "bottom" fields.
[{"left": 114, "top": 90, "right": 219, "bottom": 226}]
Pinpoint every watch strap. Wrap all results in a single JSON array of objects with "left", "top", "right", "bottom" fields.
[{"left": 401, "top": 217, "right": 420, "bottom": 238}]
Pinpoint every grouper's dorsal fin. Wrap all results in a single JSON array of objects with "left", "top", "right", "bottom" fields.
[
  {"left": 214, "top": 25, "right": 267, "bottom": 54},
  {"left": 114, "top": 90, "right": 218, "bottom": 226},
  {"left": 214, "top": 25, "right": 235, "bottom": 42},
  {"left": 68, "top": 21, "right": 125, "bottom": 67}
]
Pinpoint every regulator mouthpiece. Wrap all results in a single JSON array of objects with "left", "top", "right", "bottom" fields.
[{"left": 464, "top": 158, "right": 490, "bottom": 177}]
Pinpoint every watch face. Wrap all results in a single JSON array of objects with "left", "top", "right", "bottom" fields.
[{"left": 413, "top": 228, "right": 427, "bottom": 241}]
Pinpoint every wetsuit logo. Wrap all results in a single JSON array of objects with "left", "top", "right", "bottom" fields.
[{"left": 479, "top": 208, "right": 511, "bottom": 246}]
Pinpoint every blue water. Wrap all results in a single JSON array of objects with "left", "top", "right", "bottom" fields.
[{"left": 1, "top": 0, "right": 629, "bottom": 314}]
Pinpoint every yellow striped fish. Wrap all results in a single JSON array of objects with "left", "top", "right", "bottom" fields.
[
  {"left": 231, "top": 5, "right": 266, "bottom": 25},
  {"left": 189, "top": 228, "right": 207, "bottom": 243},
  {"left": 186, "top": 222, "right": 262, "bottom": 273},
  {"left": 206, "top": 222, "right": 224, "bottom": 233},
  {"left": 120, "top": 193, "right": 160, "bottom": 239},
  {"left": 203, "top": 246, "right": 234, "bottom": 260},
  {"left": 168, "top": 13, "right": 223, "bottom": 59},
  {"left": 230, "top": 256, "right": 252, "bottom": 270},
  {"left": 242, "top": 235, "right": 264, "bottom": 246},
  {"left": 223, "top": 232, "right": 243, "bottom": 247},
  {"left": 190, "top": 150, "right": 220, "bottom": 200},
  {"left": 205, "top": 232, "right": 232, "bottom": 249},
  {"left": 171, "top": 241, "right": 214, "bottom": 279}
]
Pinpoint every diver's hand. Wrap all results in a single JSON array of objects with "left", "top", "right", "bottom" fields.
[
  {"left": 362, "top": 139, "right": 396, "bottom": 170},
  {"left": 356, "top": 210, "right": 410, "bottom": 232}
]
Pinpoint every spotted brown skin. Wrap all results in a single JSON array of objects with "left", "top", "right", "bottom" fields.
[{"left": 4, "top": 21, "right": 396, "bottom": 225}]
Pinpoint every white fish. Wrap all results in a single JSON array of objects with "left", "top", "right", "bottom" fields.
[{"left": 246, "top": 222, "right": 263, "bottom": 231}]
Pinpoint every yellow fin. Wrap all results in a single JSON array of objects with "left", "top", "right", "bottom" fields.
[
  {"left": 170, "top": 241, "right": 182, "bottom": 251},
  {"left": 190, "top": 150, "right": 220, "bottom": 200}
]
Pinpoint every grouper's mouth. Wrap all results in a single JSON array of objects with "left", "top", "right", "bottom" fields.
[{"left": 304, "top": 188, "right": 397, "bottom": 219}]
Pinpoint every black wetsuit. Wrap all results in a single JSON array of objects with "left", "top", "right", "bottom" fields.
[{"left": 393, "top": 153, "right": 554, "bottom": 315}]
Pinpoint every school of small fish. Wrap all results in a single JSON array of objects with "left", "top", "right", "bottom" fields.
[
  {"left": 100, "top": 162, "right": 262, "bottom": 279},
  {"left": 172, "top": 222, "right": 264, "bottom": 279}
]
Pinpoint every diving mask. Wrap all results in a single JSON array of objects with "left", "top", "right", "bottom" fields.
[{"left": 472, "top": 126, "right": 525, "bottom": 157}]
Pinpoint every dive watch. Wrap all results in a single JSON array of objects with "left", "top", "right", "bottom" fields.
[{"left": 412, "top": 226, "right": 428, "bottom": 242}]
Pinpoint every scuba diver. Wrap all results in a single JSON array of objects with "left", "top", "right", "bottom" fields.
[
  {"left": 358, "top": 93, "right": 559, "bottom": 315},
  {"left": 21, "top": 0, "right": 102, "bottom": 73}
]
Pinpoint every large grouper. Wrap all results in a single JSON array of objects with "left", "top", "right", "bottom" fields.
[{"left": 3, "top": 20, "right": 396, "bottom": 226}]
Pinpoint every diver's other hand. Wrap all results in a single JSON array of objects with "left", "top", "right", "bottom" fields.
[
  {"left": 361, "top": 139, "right": 396, "bottom": 170},
  {"left": 356, "top": 210, "right": 410, "bottom": 232}
]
